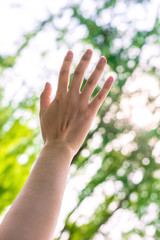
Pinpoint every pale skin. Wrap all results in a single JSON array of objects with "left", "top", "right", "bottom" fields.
[{"left": 0, "top": 49, "right": 113, "bottom": 240}]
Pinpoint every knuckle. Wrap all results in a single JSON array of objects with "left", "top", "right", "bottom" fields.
[
  {"left": 80, "top": 108, "right": 90, "bottom": 121},
  {"left": 67, "top": 88, "right": 75, "bottom": 98},
  {"left": 55, "top": 92, "right": 63, "bottom": 102},
  {"left": 55, "top": 96, "right": 61, "bottom": 105},
  {"left": 74, "top": 69, "right": 81, "bottom": 76},
  {"left": 60, "top": 69, "right": 68, "bottom": 75},
  {"left": 87, "top": 77, "right": 95, "bottom": 85},
  {"left": 104, "top": 83, "right": 110, "bottom": 90},
  {"left": 65, "top": 56, "right": 71, "bottom": 61},
  {"left": 55, "top": 92, "right": 62, "bottom": 100},
  {"left": 97, "top": 63, "right": 103, "bottom": 71},
  {"left": 78, "top": 105, "right": 84, "bottom": 113},
  {"left": 78, "top": 104, "right": 88, "bottom": 115},
  {"left": 82, "top": 55, "right": 89, "bottom": 61},
  {"left": 97, "top": 92, "right": 103, "bottom": 100}
]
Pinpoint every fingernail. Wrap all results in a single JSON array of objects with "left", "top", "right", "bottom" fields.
[
  {"left": 100, "top": 57, "right": 106, "bottom": 64},
  {"left": 108, "top": 76, "right": 114, "bottom": 84},
  {"left": 86, "top": 49, "right": 92, "bottom": 55},
  {"left": 45, "top": 82, "right": 49, "bottom": 88},
  {"left": 67, "top": 50, "right": 73, "bottom": 56}
]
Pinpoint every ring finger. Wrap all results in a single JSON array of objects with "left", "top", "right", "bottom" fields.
[
  {"left": 80, "top": 56, "right": 107, "bottom": 103},
  {"left": 69, "top": 49, "right": 93, "bottom": 93}
]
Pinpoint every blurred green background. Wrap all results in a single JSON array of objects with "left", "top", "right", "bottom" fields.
[{"left": 0, "top": 0, "right": 160, "bottom": 239}]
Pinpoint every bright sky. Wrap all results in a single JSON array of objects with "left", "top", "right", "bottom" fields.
[{"left": 0, "top": 0, "right": 160, "bottom": 239}]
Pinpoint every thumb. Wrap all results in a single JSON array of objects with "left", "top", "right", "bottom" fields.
[{"left": 40, "top": 82, "right": 52, "bottom": 113}]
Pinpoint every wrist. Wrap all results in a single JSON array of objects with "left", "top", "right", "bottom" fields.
[{"left": 42, "top": 139, "right": 74, "bottom": 163}]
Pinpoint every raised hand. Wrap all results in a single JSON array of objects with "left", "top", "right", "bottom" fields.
[{"left": 39, "top": 49, "right": 114, "bottom": 157}]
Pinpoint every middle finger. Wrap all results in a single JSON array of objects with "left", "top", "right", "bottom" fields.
[{"left": 69, "top": 49, "right": 93, "bottom": 93}]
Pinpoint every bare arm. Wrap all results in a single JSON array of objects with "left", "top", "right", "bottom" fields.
[
  {"left": 0, "top": 49, "right": 113, "bottom": 240},
  {"left": 0, "top": 142, "right": 73, "bottom": 240}
]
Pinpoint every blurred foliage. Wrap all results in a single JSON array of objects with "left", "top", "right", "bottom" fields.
[
  {"left": 0, "top": 0, "right": 160, "bottom": 239},
  {"left": 0, "top": 87, "right": 40, "bottom": 214}
]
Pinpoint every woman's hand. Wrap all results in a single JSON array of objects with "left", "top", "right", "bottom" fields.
[{"left": 39, "top": 49, "right": 113, "bottom": 157}]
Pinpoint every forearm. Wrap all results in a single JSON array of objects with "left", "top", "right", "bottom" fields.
[{"left": 0, "top": 141, "right": 73, "bottom": 240}]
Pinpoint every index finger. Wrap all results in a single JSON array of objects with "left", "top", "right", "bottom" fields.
[{"left": 57, "top": 51, "right": 73, "bottom": 95}]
